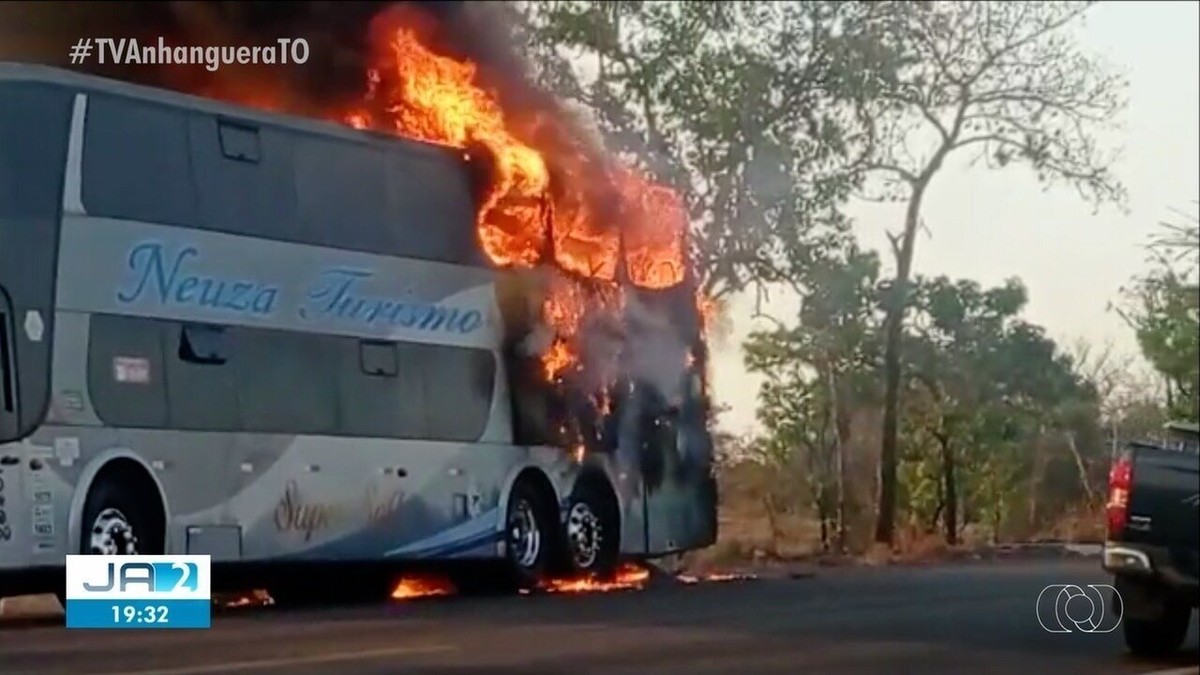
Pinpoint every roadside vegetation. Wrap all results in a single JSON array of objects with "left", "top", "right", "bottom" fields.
[{"left": 518, "top": 1, "right": 1199, "bottom": 565}]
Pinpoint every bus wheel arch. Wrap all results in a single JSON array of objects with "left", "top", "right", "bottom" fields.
[
  {"left": 502, "top": 467, "right": 559, "bottom": 588},
  {"left": 562, "top": 468, "right": 621, "bottom": 579},
  {"left": 69, "top": 453, "right": 169, "bottom": 557}
]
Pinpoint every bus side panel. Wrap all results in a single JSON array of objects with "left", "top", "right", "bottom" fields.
[
  {"left": 213, "top": 439, "right": 572, "bottom": 563},
  {"left": 6, "top": 428, "right": 582, "bottom": 568},
  {"left": 0, "top": 82, "right": 73, "bottom": 442}
]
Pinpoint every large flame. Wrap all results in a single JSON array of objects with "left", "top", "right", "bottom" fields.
[
  {"left": 347, "top": 20, "right": 694, "bottom": 389},
  {"left": 190, "top": 8, "right": 711, "bottom": 433},
  {"left": 358, "top": 28, "right": 552, "bottom": 270}
]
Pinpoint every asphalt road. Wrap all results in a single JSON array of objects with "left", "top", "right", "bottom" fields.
[{"left": 1, "top": 558, "right": 1197, "bottom": 675}]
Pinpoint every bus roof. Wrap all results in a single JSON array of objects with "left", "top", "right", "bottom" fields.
[{"left": 0, "top": 61, "right": 459, "bottom": 164}]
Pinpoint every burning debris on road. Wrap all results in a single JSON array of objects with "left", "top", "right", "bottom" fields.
[
  {"left": 208, "top": 564, "right": 757, "bottom": 609},
  {"left": 385, "top": 564, "right": 756, "bottom": 601}
]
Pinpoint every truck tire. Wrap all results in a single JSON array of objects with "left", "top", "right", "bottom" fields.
[{"left": 1122, "top": 600, "right": 1192, "bottom": 657}]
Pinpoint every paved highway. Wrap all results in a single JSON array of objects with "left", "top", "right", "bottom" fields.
[{"left": 1, "top": 558, "right": 1197, "bottom": 675}]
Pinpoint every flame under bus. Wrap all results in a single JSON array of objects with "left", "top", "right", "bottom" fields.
[{"left": 0, "top": 63, "right": 716, "bottom": 598}]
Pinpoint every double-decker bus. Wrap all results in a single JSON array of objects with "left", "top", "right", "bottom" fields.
[{"left": 0, "top": 63, "right": 717, "bottom": 603}]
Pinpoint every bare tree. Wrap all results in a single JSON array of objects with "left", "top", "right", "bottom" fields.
[{"left": 860, "top": 1, "right": 1128, "bottom": 545}]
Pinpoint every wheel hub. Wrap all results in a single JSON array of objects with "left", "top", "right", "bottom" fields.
[
  {"left": 89, "top": 507, "right": 139, "bottom": 555},
  {"left": 567, "top": 502, "right": 602, "bottom": 570},
  {"left": 508, "top": 499, "right": 541, "bottom": 569}
]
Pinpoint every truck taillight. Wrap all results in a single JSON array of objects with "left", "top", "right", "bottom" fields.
[{"left": 1106, "top": 456, "right": 1133, "bottom": 538}]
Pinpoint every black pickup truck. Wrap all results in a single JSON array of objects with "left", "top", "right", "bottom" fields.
[{"left": 1103, "top": 421, "right": 1199, "bottom": 656}]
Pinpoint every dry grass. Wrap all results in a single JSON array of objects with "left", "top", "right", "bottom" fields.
[
  {"left": 689, "top": 467, "right": 1104, "bottom": 573},
  {"left": 1035, "top": 503, "right": 1106, "bottom": 543}
]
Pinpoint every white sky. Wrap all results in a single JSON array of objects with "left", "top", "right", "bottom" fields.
[{"left": 710, "top": 0, "right": 1200, "bottom": 435}]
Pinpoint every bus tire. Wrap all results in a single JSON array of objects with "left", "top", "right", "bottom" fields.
[
  {"left": 79, "top": 470, "right": 166, "bottom": 557},
  {"left": 56, "top": 467, "right": 166, "bottom": 607},
  {"left": 561, "top": 475, "right": 620, "bottom": 580},
  {"left": 504, "top": 478, "right": 555, "bottom": 589}
]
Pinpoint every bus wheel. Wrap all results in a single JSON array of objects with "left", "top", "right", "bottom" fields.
[
  {"left": 562, "top": 477, "right": 619, "bottom": 579},
  {"left": 504, "top": 479, "right": 554, "bottom": 589},
  {"left": 79, "top": 475, "right": 164, "bottom": 557},
  {"left": 56, "top": 471, "right": 165, "bottom": 607}
]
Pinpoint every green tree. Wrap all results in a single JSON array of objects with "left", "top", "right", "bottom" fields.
[
  {"left": 1119, "top": 269, "right": 1199, "bottom": 421},
  {"left": 859, "top": 1, "right": 1128, "bottom": 545},
  {"left": 747, "top": 380, "right": 835, "bottom": 553},
  {"left": 518, "top": 1, "right": 894, "bottom": 299},
  {"left": 743, "top": 243, "right": 882, "bottom": 551},
  {"left": 1118, "top": 207, "right": 1200, "bottom": 422},
  {"left": 903, "top": 276, "right": 1025, "bottom": 544},
  {"left": 903, "top": 276, "right": 1098, "bottom": 543}
]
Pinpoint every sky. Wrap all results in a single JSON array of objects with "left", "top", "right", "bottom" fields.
[{"left": 709, "top": 0, "right": 1200, "bottom": 435}]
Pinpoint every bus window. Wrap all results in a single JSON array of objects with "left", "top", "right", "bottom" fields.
[
  {"left": 179, "top": 324, "right": 228, "bottom": 365},
  {"left": 359, "top": 341, "right": 399, "bottom": 378},
  {"left": 217, "top": 121, "right": 261, "bottom": 164},
  {"left": 87, "top": 314, "right": 169, "bottom": 429},
  {"left": 166, "top": 323, "right": 238, "bottom": 432}
]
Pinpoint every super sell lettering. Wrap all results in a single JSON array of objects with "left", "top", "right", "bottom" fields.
[
  {"left": 273, "top": 481, "right": 345, "bottom": 542},
  {"left": 365, "top": 484, "right": 404, "bottom": 524},
  {"left": 273, "top": 481, "right": 404, "bottom": 542}
]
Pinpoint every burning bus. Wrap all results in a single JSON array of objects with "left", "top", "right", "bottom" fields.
[{"left": 0, "top": 13, "right": 716, "bottom": 602}]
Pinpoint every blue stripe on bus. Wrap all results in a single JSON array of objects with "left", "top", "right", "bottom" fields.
[
  {"left": 407, "top": 529, "right": 503, "bottom": 559},
  {"left": 382, "top": 508, "right": 500, "bottom": 558}
]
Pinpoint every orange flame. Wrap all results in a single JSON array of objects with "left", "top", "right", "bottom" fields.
[
  {"left": 539, "top": 563, "right": 651, "bottom": 593},
  {"left": 618, "top": 171, "right": 688, "bottom": 290},
  {"left": 218, "top": 589, "right": 274, "bottom": 608},
  {"left": 391, "top": 574, "right": 457, "bottom": 600},
  {"left": 357, "top": 27, "right": 552, "bottom": 271}
]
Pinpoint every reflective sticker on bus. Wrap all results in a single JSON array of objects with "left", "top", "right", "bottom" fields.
[
  {"left": 23, "top": 310, "right": 44, "bottom": 342},
  {"left": 113, "top": 356, "right": 151, "bottom": 384},
  {"left": 54, "top": 437, "right": 81, "bottom": 467}
]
